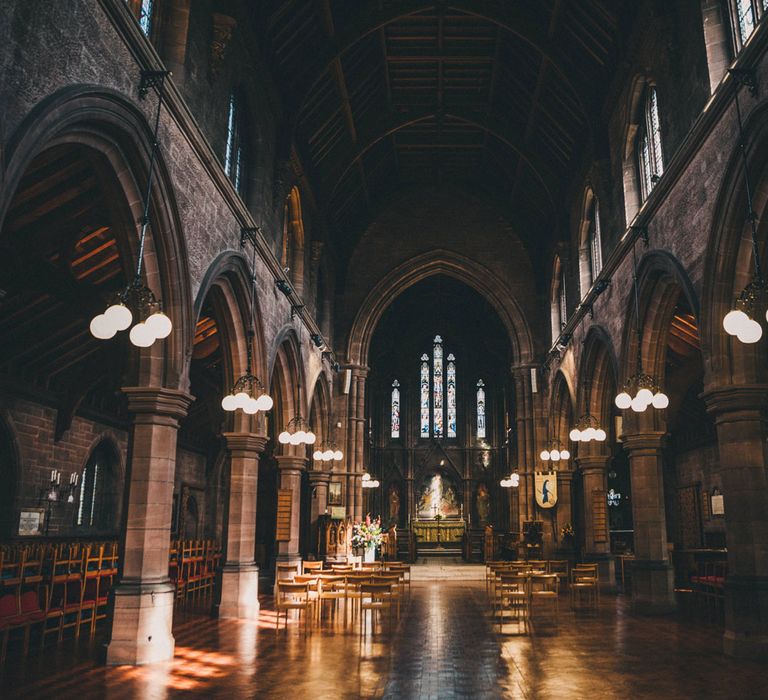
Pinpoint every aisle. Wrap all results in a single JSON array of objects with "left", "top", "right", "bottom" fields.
[{"left": 3, "top": 580, "right": 768, "bottom": 699}]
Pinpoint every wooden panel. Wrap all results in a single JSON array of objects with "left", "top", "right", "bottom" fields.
[
  {"left": 275, "top": 489, "right": 293, "bottom": 542},
  {"left": 592, "top": 489, "right": 608, "bottom": 543}
]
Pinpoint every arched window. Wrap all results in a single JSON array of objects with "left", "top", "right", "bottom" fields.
[
  {"left": 224, "top": 91, "right": 247, "bottom": 197},
  {"left": 551, "top": 258, "right": 567, "bottom": 343},
  {"left": 446, "top": 354, "right": 457, "bottom": 439},
  {"left": 578, "top": 192, "right": 603, "bottom": 297},
  {"left": 637, "top": 86, "right": 664, "bottom": 201},
  {"left": 433, "top": 336, "right": 444, "bottom": 438},
  {"left": 139, "top": 0, "right": 154, "bottom": 36},
  {"left": 420, "top": 354, "right": 430, "bottom": 437},
  {"left": 77, "top": 442, "right": 118, "bottom": 532},
  {"left": 730, "top": 0, "right": 767, "bottom": 48},
  {"left": 391, "top": 380, "right": 401, "bottom": 438},
  {"left": 419, "top": 336, "right": 457, "bottom": 439},
  {"left": 476, "top": 380, "right": 486, "bottom": 439}
]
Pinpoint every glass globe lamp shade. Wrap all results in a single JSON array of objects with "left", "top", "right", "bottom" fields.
[
  {"left": 313, "top": 450, "right": 323, "bottom": 461},
  {"left": 234, "top": 392, "right": 250, "bottom": 409},
  {"left": 510, "top": 473, "right": 520, "bottom": 487},
  {"left": 333, "top": 450, "right": 343, "bottom": 461},
  {"left": 651, "top": 392, "right": 669, "bottom": 409},
  {"left": 129, "top": 322, "right": 156, "bottom": 347},
  {"left": 323, "top": 449, "right": 334, "bottom": 461},
  {"left": 723, "top": 309, "right": 749, "bottom": 335},
  {"left": 145, "top": 311, "right": 172, "bottom": 339},
  {"left": 371, "top": 480, "right": 380, "bottom": 488},
  {"left": 615, "top": 392, "right": 632, "bottom": 410},
  {"left": 278, "top": 431, "right": 290, "bottom": 444},
  {"left": 221, "top": 394, "right": 238, "bottom": 412},
  {"left": 90, "top": 314, "right": 117, "bottom": 340},
  {"left": 243, "top": 398, "right": 259, "bottom": 414},
  {"left": 362, "top": 473, "right": 371, "bottom": 482},
  {"left": 104, "top": 303, "right": 133, "bottom": 331},
  {"left": 636, "top": 388, "right": 654, "bottom": 405},
  {"left": 256, "top": 394, "right": 274, "bottom": 411},
  {"left": 294, "top": 430, "right": 306, "bottom": 444},
  {"left": 540, "top": 450, "right": 550, "bottom": 461},
  {"left": 305, "top": 431, "right": 317, "bottom": 445},
  {"left": 560, "top": 449, "right": 570, "bottom": 460},
  {"left": 631, "top": 395, "right": 647, "bottom": 412},
  {"left": 569, "top": 428, "right": 581, "bottom": 441},
  {"left": 737, "top": 319, "right": 763, "bottom": 344},
  {"left": 595, "top": 428, "right": 607, "bottom": 441},
  {"left": 550, "top": 449, "right": 561, "bottom": 461},
  {"left": 289, "top": 432, "right": 302, "bottom": 445}
]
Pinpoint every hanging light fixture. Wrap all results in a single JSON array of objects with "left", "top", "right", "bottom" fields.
[
  {"left": 361, "top": 472, "right": 380, "bottom": 489},
  {"left": 722, "top": 69, "right": 766, "bottom": 344},
  {"left": 500, "top": 471, "right": 520, "bottom": 488},
  {"left": 614, "top": 231, "right": 669, "bottom": 412},
  {"left": 89, "top": 71, "right": 173, "bottom": 347},
  {"left": 312, "top": 407, "right": 344, "bottom": 462},
  {"left": 278, "top": 377, "right": 316, "bottom": 446},
  {"left": 569, "top": 414, "right": 607, "bottom": 443},
  {"left": 221, "top": 230, "right": 273, "bottom": 414},
  {"left": 539, "top": 439, "right": 570, "bottom": 463}
]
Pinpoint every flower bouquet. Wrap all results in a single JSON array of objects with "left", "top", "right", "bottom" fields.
[{"left": 352, "top": 515, "right": 384, "bottom": 561}]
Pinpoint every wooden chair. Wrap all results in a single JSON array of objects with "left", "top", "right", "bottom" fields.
[
  {"left": 275, "top": 581, "right": 313, "bottom": 634},
  {"left": 547, "top": 560, "right": 569, "bottom": 591},
  {"left": 316, "top": 574, "right": 346, "bottom": 622},
  {"left": 359, "top": 583, "right": 395, "bottom": 634},
  {"left": 495, "top": 572, "right": 530, "bottom": 633},
  {"left": 372, "top": 573, "right": 403, "bottom": 618},
  {"left": 530, "top": 573, "right": 559, "bottom": 627},
  {"left": 571, "top": 564, "right": 599, "bottom": 611},
  {"left": 302, "top": 560, "right": 324, "bottom": 574}
]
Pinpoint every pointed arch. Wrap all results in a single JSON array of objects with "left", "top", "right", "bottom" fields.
[{"left": 282, "top": 186, "right": 306, "bottom": 297}]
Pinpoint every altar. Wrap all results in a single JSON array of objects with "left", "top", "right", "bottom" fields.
[{"left": 413, "top": 519, "right": 466, "bottom": 543}]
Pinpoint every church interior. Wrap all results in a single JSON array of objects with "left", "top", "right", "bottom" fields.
[{"left": 2, "top": 1, "right": 768, "bottom": 698}]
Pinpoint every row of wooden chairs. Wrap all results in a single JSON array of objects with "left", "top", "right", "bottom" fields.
[
  {"left": 490, "top": 571, "right": 560, "bottom": 633},
  {"left": 274, "top": 560, "right": 411, "bottom": 634},
  {"left": 0, "top": 541, "right": 118, "bottom": 664},
  {"left": 168, "top": 539, "right": 222, "bottom": 608}
]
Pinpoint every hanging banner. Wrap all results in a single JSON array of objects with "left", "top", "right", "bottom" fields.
[{"left": 535, "top": 471, "right": 558, "bottom": 509}]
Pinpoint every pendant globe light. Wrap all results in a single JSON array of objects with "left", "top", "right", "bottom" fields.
[
  {"left": 312, "top": 409, "right": 344, "bottom": 463},
  {"left": 278, "top": 376, "right": 316, "bottom": 446},
  {"left": 569, "top": 414, "right": 607, "bottom": 443},
  {"left": 89, "top": 71, "right": 172, "bottom": 347},
  {"left": 614, "top": 232, "right": 669, "bottom": 412},
  {"left": 221, "top": 230, "right": 272, "bottom": 414},
  {"left": 721, "top": 70, "right": 767, "bottom": 344}
]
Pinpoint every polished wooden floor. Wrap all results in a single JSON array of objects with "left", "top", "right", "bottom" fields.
[{"left": 2, "top": 575, "right": 767, "bottom": 699}]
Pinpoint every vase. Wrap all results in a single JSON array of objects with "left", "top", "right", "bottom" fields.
[{"left": 364, "top": 546, "right": 376, "bottom": 563}]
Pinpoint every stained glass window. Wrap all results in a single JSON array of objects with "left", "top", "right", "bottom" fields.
[
  {"left": 139, "top": 0, "right": 154, "bottom": 37},
  {"left": 476, "top": 380, "right": 486, "bottom": 439},
  {"left": 589, "top": 199, "right": 603, "bottom": 281},
  {"left": 447, "top": 354, "right": 457, "bottom": 438},
  {"left": 558, "top": 272, "right": 567, "bottom": 329},
  {"left": 224, "top": 93, "right": 245, "bottom": 196},
  {"left": 433, "top": 336, "right": 444, "bottom": 438},
  {"left": 736, "top": 0, "right": 756, "bottom": 43},
  {"left": 638, "top": 87, "right": 663, "bottom": 201},
  {"left": 391, "top": 380, "right": 401, "bottom": 438},
  {"left": 420, "top": 354, "right": 430, "bottom": 437}
]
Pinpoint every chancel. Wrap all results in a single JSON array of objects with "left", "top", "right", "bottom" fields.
[{"left": 2, "top": 1, "right": 768, "bottom": 698}]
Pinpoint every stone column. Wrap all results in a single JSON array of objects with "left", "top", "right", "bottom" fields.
[
  {"left": 218, "top": 432, "right": 267, "bottom": 620},
  {"left": 308, "top": 469, "right": 331, "bottom": 554},
  {"left": 106, "top": 387, "right": 192, "bottom": 666},
  {"left": 621, "top": 431, "right": 675, "bottom": 613},
  {"left": 704, "top": 386, "right": 768, "bottom": 660},
  {"left": 511, "top": 365, "right": 538, "bottom": 528},
  {"left": 275, "top": 454, "right": 307, "bottom": 563},
  {"left": 344, "top": 366, "right": 369, "bottom": 522},
  {"left": 575, "top": 454, "right": 614, "bottom": 586}
]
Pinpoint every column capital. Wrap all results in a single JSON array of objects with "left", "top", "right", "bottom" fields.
[
  {"left": 222, "top": 432, "right": 268, "bottom": 453},
  {"left": 122, "top": 386, "right": 193, "bottom": 425},
  {"left": 702, "top": 384, "right": 768, "bottom": 416},
  {"left": 576, "top": 454, "right": 611, "bottom": 473},
  {"left": 276, "top": 454, "right": 308, "bottom": 473},
  {"left": 620, "top": 430, "right": 666, "bottom": 453},
  {"left": 308, "top": 469, "right": 332, "bottom": 485}
]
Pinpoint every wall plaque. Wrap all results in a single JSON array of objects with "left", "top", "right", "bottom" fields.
[
  {"left": 18, "top": 508, "right": 46, "bottom": 536},
  {"left": 276, "top": 489, "right": 293, "bottom": 541}
]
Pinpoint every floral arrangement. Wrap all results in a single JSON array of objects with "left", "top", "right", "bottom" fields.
[
  {"left": 560, "top": 523, "right": 575, "bottom": 540},
  {"left": 351, "top": 514, "right": 384, "bottom": 550}
]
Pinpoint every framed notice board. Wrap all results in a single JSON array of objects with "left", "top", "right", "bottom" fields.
[
  {"left": 276, "top": 489, "right": 293, "bottom": 541},
  {"left": 592, "top": 489, "right": 608, "bottom": 543}
]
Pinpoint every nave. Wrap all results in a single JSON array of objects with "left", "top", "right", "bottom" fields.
[{"left": 3, "top": 567, "right": 766, "bottom": 700}]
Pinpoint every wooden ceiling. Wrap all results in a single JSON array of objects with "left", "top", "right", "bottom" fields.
[
  {"left": 255, "top": 0, "right": 631, "bottom": 268},
  {"left": 0, "top": 145, "right": 128, "bottom": 420}
]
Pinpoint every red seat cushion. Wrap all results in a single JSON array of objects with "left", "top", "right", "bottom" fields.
[{"left": 0, "top": 593, "right": 18, "bottom": 618}]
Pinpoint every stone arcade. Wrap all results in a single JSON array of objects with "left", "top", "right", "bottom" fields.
[{"left": 2, "top": 1, "right": 768, "bottom": 698}]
